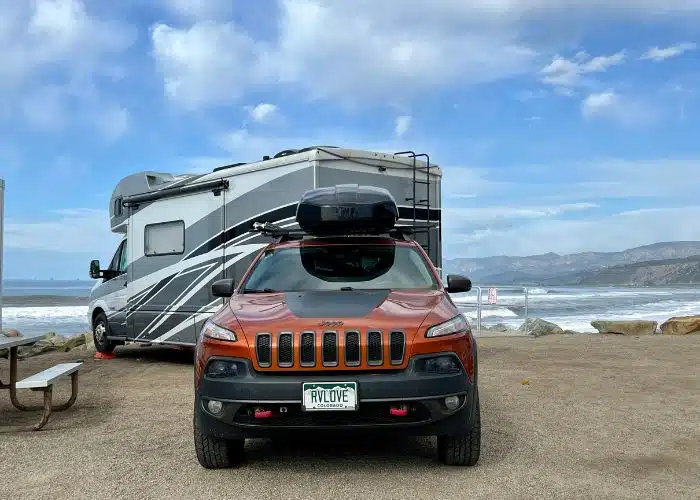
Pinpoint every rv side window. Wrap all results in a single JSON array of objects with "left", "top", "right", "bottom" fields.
[
  {"left": 144, "top": 220, "right": 185, "bottom": 256},
  {"left": 114, "top": 197, "right": 123, "bottom": 217}
]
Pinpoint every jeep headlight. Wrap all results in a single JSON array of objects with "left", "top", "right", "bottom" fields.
[
  {"left": 201, "top": 320, "right": 237, "bottom": 342},
  {"left": 425, "top": 314, "right": 470, "bottom": 338}
]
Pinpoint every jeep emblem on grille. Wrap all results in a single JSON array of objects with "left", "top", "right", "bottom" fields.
[{"left": 319, "top": 320, "right": 344, "bottom": 327}]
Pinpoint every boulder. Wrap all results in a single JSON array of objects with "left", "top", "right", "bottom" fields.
[
  {"left": 54, "top": 333, "right": 87, "bottom": 352},
  {"left": 487, "top": 323, "right": 509, "bottom": 333},
  {"left": 660, "top": 316, "right": 700, "bottom": 335},
  {"left": 82, "top": 331, "right": 96, "bottom": 351},
  {"left": 563, "top": 330, "right": 581, "bottom": 335},
  {"left": 590, "top": 320, "right": 657, "bottom": 336},
  {"left": 519, "top": 318, "right": 563, "bottom": 337},
  {"left": 1, "top": 328, "right": 22, "bottom": 337},
  {"left": 17, "top": 332, "right": 86, "bottom": 358},
  {"left": 19, "top": 338, "right": 57, "bottom": 358}
]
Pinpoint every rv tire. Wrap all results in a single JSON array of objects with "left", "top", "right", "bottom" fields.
[
  {"left": 194, "top": 418, "right": 245, "bottom": 469},
  {"left": 93, "top": 311, "right": 117, "bottom": 354}
]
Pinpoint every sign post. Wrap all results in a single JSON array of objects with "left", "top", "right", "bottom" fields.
[
  {"left": 0, "top": 178, "right": 4, "bottom": 333},
  {"left": 487, "top": 287, "right": 498, "bottom": 305}
]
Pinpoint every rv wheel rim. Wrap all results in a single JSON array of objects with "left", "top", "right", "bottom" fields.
[{"left": 95, "top": 323, "right": 106, "bottom": 343}]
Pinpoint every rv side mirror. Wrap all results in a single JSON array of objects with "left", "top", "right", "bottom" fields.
[
  {"left": 89, "top": 260, "right": 102, "bottom": 279},
  {"left": 446, "top": 274, "right": 471, "bottom": 293},
  {"left": 212, "top": 279, "right": 235, "bottom": 298}
]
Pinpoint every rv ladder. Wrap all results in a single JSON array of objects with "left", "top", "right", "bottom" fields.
[{"left": 395, "top": 151, "right": 432, "bottom": 264}]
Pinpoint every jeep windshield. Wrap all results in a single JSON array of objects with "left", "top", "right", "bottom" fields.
[{"left": 240, "top": 243, "right": 439, "bottom": 292}]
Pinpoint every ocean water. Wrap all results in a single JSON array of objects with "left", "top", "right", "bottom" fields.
[
  {"left": 2, "top": 280, "right": 699, "bottom": 336},
  {"left": 2, "top": 280, "right": 94, "bottom": 336},
  {"left": 451, "top": 286, "right": 700, "bottom": 332}
]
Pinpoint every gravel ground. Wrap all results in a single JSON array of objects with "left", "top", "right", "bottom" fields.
[{"left": 1, "top": 335, "right": 698, "bottom": 500}]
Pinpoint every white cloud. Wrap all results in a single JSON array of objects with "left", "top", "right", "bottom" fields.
[
  {"left": 4, "top": 208, "right": 121, "bottom": 255},
  {"left": 446, "top": 202, "right": 599, "bottom": 222},
  {"left": 439, "top": 155, "right": 700, "bottom": 257},
  {"left": 394, "top": 116, "right": 411, "bottom": 138},
  {"left": 581, "top": 90, "right": 618, "bottom": 117},
  {"left": 149, "top": 0, "right": 539, "bottom": 107},
  {"left": 641, "top": 42, "right": 697, "bottom": 61},
  {"left": 150, "top": 21, "right": 265, "bottom": 109},
  {"left": 148, "top": 1, "right": 700, "bottom": 107},
  {"left": 0, "top": 0, "right": 135, "bottom": 134},
  {"left": 247, "top": 103, "right": 278, "bottom": 122},
  {"left": 540, "top": 50, "right": 626, "bottom": 87},
  {"left": 444, "top": 206, "right": 700, "bottom": 258},
  {"left": 581, "top": 91, "right": 656, "bottom": 125}
]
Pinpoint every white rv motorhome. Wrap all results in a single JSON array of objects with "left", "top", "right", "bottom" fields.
[{"left": 87, "top": 147, "right": 442, "bottom": 353}]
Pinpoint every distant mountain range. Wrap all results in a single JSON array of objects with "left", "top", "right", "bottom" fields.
[{"left": 444, "top": 241, "right": 700, "bottom": 286}]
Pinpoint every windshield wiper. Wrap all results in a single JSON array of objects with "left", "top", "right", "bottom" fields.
[
  {"left": 242, "top": 288, "right": 280, "bottom": 293},
  {"left": 339, "top": 286, "right": 355, "bottom": 291}
]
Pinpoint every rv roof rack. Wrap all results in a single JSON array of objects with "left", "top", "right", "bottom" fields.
[{"left": 250, "top": 221, "right": 438, "bottom": 244}]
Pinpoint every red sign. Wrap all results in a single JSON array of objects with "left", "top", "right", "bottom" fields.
[{"left": 487, "top": 288, "right": 498, "bottom": 304}]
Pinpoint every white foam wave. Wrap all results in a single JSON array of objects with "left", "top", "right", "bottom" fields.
[
  {"left": 1, "top": 306, "right": 89, "bottom": 335},
  {"left": 461, "top": 307, "right": 519, "bottom": 319}
]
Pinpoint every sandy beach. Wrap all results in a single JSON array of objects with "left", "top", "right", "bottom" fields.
[{"left": 1, "top": 334, "right": 699, "bottom": 499}]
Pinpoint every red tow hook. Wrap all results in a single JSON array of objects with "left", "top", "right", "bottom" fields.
[
  {"left": 390, "top": 404, "right": 409, "bottom": 417},
  {"left": 254, "top": 408, "right": 273, "bottom": 419}
]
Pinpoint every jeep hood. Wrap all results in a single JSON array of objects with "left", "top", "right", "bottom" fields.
[{"left": 226, "top": 289, "right": 453, "bottom": 335}]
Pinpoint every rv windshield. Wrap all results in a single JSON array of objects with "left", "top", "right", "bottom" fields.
[{"left": 241, "top": 243, "right": 438, "bottom": 292}]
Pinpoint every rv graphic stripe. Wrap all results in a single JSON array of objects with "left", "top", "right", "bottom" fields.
[{"left": 185, "top": 203, "right": 298, "bottom": 260}]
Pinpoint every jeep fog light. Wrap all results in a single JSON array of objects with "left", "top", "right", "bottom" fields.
[
  {"left": 444, "top": 395, "right": 460, "bottom": 410},
  {"left": 207, "top": 400, "right": 224, "bottom": 415}
]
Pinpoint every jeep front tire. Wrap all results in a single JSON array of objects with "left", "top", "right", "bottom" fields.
[
  {"left": 437, "top": 389, "right": 481, "bottom": 466},
  {"left": 193, "top": 417, "right": 245, "bottom": 469}
]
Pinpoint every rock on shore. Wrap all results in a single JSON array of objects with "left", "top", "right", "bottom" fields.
[
  {"left": 1, "top": 330, "right": 95, "bottom": 359},
  {"left": 590, "top": 320, "right": 658, "bottom": 335},
  {"left": 519, "top": 318, "right": 564, "bottom": 337},
  {"left": 660, "top": 315, "right": 700, "bottom": 335}
]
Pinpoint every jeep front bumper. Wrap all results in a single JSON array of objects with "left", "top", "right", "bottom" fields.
[{"left": 194, "top": 353, "right": 478, "bottom": 439}]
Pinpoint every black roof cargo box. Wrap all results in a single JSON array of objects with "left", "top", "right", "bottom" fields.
[{"left": 295, "top": 184, "right": 399, "bottom": 236}]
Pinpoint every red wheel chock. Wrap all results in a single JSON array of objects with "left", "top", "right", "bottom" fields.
[{"left": 94, "top": 352, "right": 116, "bottom": 360}]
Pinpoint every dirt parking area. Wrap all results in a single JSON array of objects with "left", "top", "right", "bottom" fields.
[{"left": 1, "top": 335, "right": 698, "bottom": 499}]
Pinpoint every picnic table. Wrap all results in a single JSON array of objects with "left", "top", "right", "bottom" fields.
[{"left": 1, "top": 333, "right": 82, "bottom": 430}]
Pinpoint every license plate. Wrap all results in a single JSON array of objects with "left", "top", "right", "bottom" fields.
[{"left": 302, "top": 382, "right": 358, "bottom": 411}]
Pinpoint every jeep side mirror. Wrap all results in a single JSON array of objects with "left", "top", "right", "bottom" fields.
[
  {"left": 446, "top": 274, "right": 471, "bottom": 293},
  {"left": 90, "top": 259, "right": 102, "bottom": 279},
  {"left": 212, "top": 278, "right": 235, "bottom": 298}
]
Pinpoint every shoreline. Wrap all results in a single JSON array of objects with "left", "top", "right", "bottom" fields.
[{"left": 1, "top": 295, "right": 89, "bottom": 307}]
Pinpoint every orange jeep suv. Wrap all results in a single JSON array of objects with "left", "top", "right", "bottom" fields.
[{"left": 193, "top": 185, "right": 480, "bottom": 468}]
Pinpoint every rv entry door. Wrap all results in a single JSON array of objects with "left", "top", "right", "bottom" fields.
[{"left": 103, "top": 238, "right": 129, "bottom": 338}]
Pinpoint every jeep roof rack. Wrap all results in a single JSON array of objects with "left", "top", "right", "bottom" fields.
[{"left": 250, "top": 221, "right": 438, "bottom": 244}]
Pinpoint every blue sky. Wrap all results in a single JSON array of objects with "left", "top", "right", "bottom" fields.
[{"left": 1, "top": 0, "right": 700, "bottom": 279}]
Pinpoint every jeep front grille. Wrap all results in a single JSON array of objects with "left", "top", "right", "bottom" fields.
[
  {"left": 253, "top": 329, "right": 406, "bottom": 369},
  {"left": 389, "top": 331, "right": 405, "bottom": 365},
  {"left": 300, "top": 331, "right": 315, "bottom": 367},
  {"left": 367, "top": 330, "right": 383, "bottom": 365},
  {"left": 322, "top": 331, "right": 338, "bottom": 366},
  {"left": 278, "top": 332, "right": 293, "bottom": 367},
  {"left": 344, "top": 331, "right": 360, "bottom": 366},
  {"left": 256, "top": 333, "right": 272, "bottom": 367}
]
